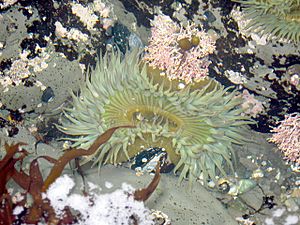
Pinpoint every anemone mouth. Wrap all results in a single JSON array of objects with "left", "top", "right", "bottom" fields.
[
  {"left": 58, "top": 49, "right": 252, "bottom": 185},
  {"left": 103, "top": 89, "right": 184, "bottom": 132}
]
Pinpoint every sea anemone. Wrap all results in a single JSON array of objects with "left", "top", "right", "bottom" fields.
[
  {"left": 235, "top": 0, "right": 300, "bottom": 42},
  {"left": 58, "top": 49, "right": 252, "bottom": 185}
]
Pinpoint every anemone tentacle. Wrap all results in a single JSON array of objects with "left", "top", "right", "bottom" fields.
[
  {"left": 58, "top": 49, "right": 252, "bottom": 184},
  {"left": 235, "top": 0, "right": 300, "bottom": 42}
]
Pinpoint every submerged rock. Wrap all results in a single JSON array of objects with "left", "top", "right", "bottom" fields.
[{"left": 74, "top": 165, "right": 239, "bottom": 225}]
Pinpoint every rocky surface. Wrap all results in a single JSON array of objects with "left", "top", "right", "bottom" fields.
[{"left": 1, "top": 0, "right": 300, "bottom": 224}]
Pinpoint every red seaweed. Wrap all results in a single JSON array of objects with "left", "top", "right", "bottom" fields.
[{"left": 0, "top": 125, "right": 162, "bottom": 224}]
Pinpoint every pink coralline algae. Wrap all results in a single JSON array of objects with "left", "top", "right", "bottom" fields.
[
  {"left": 269, "top": 113, "right": 300, "bottom": 164},
  {"left": 143, "top": 14, "right": 216, "bottom": 84},
  {"left": 240, "top": 90, "right": 265, "bottom": 118}
]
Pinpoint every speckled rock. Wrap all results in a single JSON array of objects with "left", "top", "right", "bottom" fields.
[{"left": 0, "top": 53, "right": 82, "bottom": 113}]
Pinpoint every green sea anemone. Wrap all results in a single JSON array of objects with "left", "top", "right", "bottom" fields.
[
  {"left": 58, "top": 49, "right": 252, "bottom": 185},
  {"left": 235, "top": 0, "right": 300, "bottom": 42}
]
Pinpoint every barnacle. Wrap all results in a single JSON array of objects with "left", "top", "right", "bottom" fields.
[
  {"left": 235, "top": 0, "right": 300, "bottom": 42},
  {"left": 58, "top": 49, "right": 252, "bottom": 185}
]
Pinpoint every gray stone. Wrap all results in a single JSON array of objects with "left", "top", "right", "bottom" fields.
[{"left": 71, "top": 165, "right": 238, "bottom": 225}]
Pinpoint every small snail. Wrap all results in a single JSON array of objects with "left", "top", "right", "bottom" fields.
[{"left": 217, "top": 178, "right": 231, "bottom": 194}]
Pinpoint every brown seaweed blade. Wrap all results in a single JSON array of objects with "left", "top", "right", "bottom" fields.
[
  {"left": 23, "top": 156, "right": 58, "bottom": 223},
  {"left": 42, "top": 125, "right": 134, "bottom": 192},
  {"left": 0, "top": 143, "right": 27, "bottom": 171},
  {"left": 134, "top": 163, "right": 161, "bottom": 202},
  {"left": 0, "top": 143, "right": 28, "bottom": 195}
]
